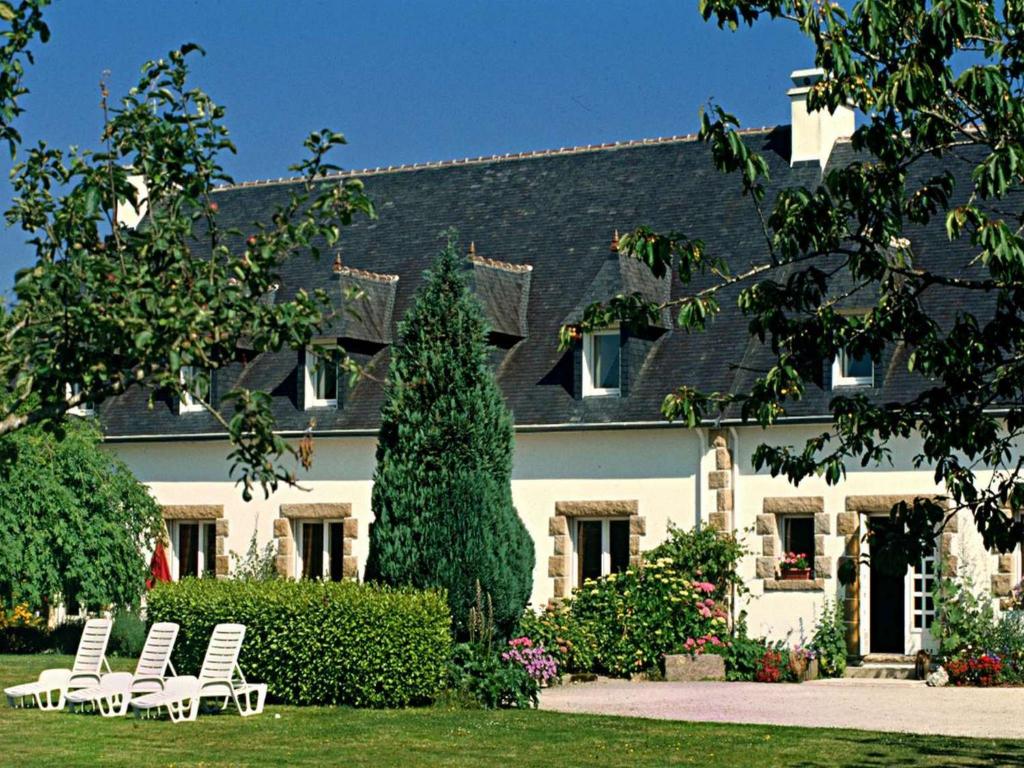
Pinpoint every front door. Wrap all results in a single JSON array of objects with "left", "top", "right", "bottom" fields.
[{"left": 868, "top": 518, "right": 905, "bottom": 653}]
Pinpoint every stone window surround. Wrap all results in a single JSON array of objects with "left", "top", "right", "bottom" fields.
[
  {"left": 548, "top": 500, "right": 643, "bottom": 599},
  {"left": 755, "top": 497, "right": 829, "bottom": 591},
  {"left": 161, "top": 504, "right": 229, "bottom": 578},
  {"left": 274, "top": 503, "right": 358, "bottom": 580}
]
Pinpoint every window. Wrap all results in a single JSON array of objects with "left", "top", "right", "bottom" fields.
[
  {"left": 912, "top": 552, "right": 936, "bottom": 630},
  {"left": 780, "top": 516, "right": 815, "bottom": 572},
  {"left": 832, "top": 348, "right": 874, "bottom": 387},
  {"left": 179, "top": 365, "right": 210, "bottom": 413},
  {"left": 575, "top": 518, "right": 630, "bottom": 585},
  {"left": 582, "top": 329, "right": 620, "bottom": 397},
  {"left": 304, "top": 346, "right": 338, "bottom": 408},
  {"left": 65, "top": 383, "right": 94, "bottom": 416},
  {"left": 294, "top": 520, "right": 346, "bottom": 581},
  {"left": 171, "top": 521, "right": 216, "bottom": 579}
]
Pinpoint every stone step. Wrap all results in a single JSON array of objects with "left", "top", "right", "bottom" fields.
[{"left": 844, "top": 663, "right": 917, "bottom": 680}]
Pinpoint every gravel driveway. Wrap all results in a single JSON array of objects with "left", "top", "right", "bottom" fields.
[{"left": 540, "top": 678, "right": 1024, "bottom": 739}]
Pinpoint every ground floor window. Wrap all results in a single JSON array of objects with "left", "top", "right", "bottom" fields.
[
  {"left": 575, "top": 518, "right": 630, "bottom": 585},
  {"left": 780, "top": 515, "right": 815, "bottom": 571},
  {"left": 172, "top": 521, "right": 216, "bottom": 579},
  {"left": 912, "top": 553, "right": 936, "bottom": 631},
  {"left": 294, "top": 519, "right": 345, "bottom": 581}
]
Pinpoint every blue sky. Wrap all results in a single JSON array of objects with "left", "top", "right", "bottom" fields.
[{"left": 0, "top": 0, "right": 812, "bottom": 285}]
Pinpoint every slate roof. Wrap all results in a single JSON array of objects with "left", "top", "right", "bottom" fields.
[{"left": 100, "top": 128, "right": 999, "bottom": 439}]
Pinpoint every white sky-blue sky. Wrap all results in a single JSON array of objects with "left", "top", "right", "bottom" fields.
[{"left": 0, "top": 0, "right": 813, "bottom": 288}]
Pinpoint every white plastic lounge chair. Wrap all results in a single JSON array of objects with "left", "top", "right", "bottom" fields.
[
  {"left": 130, "top": 623, "right": 266, "bottom": 722},
  {"left": 4, "top": 617, "right": 113, "bottom": 710},
  {"left": 65, "top": 621, "right": 179, "bottom": 716}
]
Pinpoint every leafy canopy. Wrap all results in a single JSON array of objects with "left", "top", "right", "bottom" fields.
[
  {"left": 0, "top": 417, "right": 163, "bottom": 610},
  {"left": 570, "top": 0, "right": 1024, "bottom": 567},
  {"left": 0, "top": 2, "right": 374, "bottom": 499}
]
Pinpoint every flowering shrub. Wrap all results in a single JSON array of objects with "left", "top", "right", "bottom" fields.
[
  {"left": 518, "top": 600, "right": 598, "bottom": 673},
  {"left": 755, "top": 649, "right": 786, "bottom": 683},
  {"left": 811, "top": 600, "right": 847, "bottom": 678},
  {"left": 946, "top": 654, "right": 1003, "bottom": 687},
  {"left": 0, "top": 603, "right": 48, "bottom": 653},
  {"left": 501, "top": 637, "right": 559, "bottom": 685},
  {"left": 780, "top": 552, "right": 810, "bottom": 573},
  {"left": 567, "top": 558, "right": 729, "bottom": 677}
]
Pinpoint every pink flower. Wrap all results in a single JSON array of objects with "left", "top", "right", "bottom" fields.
[{"left": 696, "top": 582, "right": 716, "bottom": 594}]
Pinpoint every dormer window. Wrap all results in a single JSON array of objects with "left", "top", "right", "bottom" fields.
[
  {"left": 179, "top": 365, "right": 209, "bottom": 413},
  {"left": 304, "top": 345, "right": 338, "bottom": 408},
  {"left": 583, "top": 329, "right": 621, "bottom": 397},
  {"left": 832, "top": 348, "right": 873, "bottom": 388},
  {"left": 66, "top": 383, "right": 94, "bottom": 417}
]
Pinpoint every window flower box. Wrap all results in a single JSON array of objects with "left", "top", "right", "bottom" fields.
[
  {"left": 779, "top": 551, "right": 811, "bottom": 580},
  {"left": 781, "top": 568, "right": 811, "bottom": 581}
]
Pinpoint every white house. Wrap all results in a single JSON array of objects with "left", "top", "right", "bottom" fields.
[{"left": 101, "top": 70, "right": 1012, "bottom": 662}]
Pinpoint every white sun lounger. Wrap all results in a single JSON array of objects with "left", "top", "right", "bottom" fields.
[
  {"left": 130, "top": 623, "right": 266, "bottom": 722},
  {"left": 4, "top": 618, "right": 113, "bottom": 710},
  {"left": 65, "top": 621, "right": 179, "bottom": 716}
]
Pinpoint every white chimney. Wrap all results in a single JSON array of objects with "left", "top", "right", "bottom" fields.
[
  {"left": 114, "top": 173, "right": 149, "bottom": 229},
  {"left": 788, "top": 68, "right": 854, "bottom": 168}
]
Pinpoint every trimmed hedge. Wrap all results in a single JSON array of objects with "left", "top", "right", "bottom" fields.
[{"left": 147, "top": 579, "right": 451, "bottom": 707}]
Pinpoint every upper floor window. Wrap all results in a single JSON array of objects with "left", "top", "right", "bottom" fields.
[
  {"left": 582, "top": 329, "right": 620, "bottom": 397},
  {"left": 832, "top": 348, "right": 873, "bottom": 387},
  {"left": 179, "top": 365, "right": 209, "bottom": 413},
  {"left": 304, "top": 345, "right": 338, "bottom": 408},
  {"left": 65, "top": 383, "right": 94, "bottom": 417}
]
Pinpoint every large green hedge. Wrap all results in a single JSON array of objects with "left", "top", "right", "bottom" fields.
[{"left": 147, "top": 579, "right": 451, "bottom": 707}]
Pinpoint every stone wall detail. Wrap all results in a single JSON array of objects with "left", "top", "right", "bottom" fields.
[
  {"left": 548, "top": 499, "right": 642, "bottom": 599},
  {"left": 706, "top": 430, "right": 733, "bottom": 531},
  {"left": 756, "top": 496, "right": 827, "bottom": 587},
  {"left": 274, "top": 503, "right": 357, "bottom": 579},
  {"left": 161, "top": 504, "right": 229, "bottom": 578}
]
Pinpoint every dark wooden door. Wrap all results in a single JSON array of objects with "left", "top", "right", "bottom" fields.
[{"left": 869, "top": 519, "right": 905, "bottom": 653}]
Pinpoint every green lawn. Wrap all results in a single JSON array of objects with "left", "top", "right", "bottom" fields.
[{"left": 0, "top": 655, "right": 1021, "bottom": 767}]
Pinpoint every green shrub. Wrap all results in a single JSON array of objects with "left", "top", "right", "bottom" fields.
[
  {"left": 50, "top": 617, "right": 86, "bottom": 655},
  {"left": 0, "top": 624, "right": 49, "bottom": 653},
  {"left": 449, "top": 643, "right": 538, "bottom": 709},
  {"left": 518, "top": 602, "right": 598, "bottom": 674},
  {"left": 810, "top": 600, "right": 847, "bottom": 678},
  {"left": 644, "top": 524, "right": 749, "bottom": 600},
  {"left": 109, "top": 607, "right": 147, "bottom": 657},
  {"left": 705, "top": 620, "right": 771, "bottom": 681},
  {"left": 147, "top": 579, "right": 451, "bottom": 707},
  {"left": 983, "top": 610, "right": 1024, "bottom": 683},
  {"left": 566, "top": 558, "right": 728, "bottom": 677},
  {"left": 933, "top": 565, "right": 995, "bottom": 658}
]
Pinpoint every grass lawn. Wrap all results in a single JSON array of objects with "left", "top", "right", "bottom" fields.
[{"left": 0, "top": 655, "right": 1022, "bottom": 767}]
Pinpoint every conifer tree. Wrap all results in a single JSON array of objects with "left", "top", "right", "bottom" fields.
[{"left": 365, "top": 237, "right": 534, "bottom": 635}]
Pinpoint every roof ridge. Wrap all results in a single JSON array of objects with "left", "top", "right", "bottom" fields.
[
  {"left": 213, "top": 127, "right": 778, "bottom": 192},
  {"left": 467, "top": 253, "right": 533, "bottom": 274},
  {"left": 335, "top": 265, "right": 399, "bottom": 283}
]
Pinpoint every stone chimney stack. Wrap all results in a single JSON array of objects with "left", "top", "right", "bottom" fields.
[{"left": 788, "top": 68, "right": 854, "bottom": 169}]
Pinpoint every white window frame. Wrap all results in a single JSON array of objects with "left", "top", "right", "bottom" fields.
[
  {"left": 831, "top": 348, "right": 874, "bottom": 388},
  {"left": 179, "top": 365, "right": 208, "bottom": 413},
  {"left": 65, "top": 383, "right": 94, "bottom": 417},
  {"left": 304, "top": 344, "right": 338, "bottom": 409},
  {"left": 293, "top": 519, "right": 344, "bottom": 581},
  {"left": 582, "top": 328, "right": 621, "bottom": 397},
  {"left": 571, "top": 517, "right": 630, "bottom": 588},
  {"left": 168, "top": 520, "right": 214, "bottom": 580}
]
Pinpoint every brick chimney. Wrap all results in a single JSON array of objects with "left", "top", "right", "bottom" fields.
[{"left": 788, "top": 68, "right": 854, "bottom": 169}]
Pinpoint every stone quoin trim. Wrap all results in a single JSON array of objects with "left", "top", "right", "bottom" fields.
[
  {"left": 273, "top": 503, "right": 357, "bottom": 579},
  {"left": 160, "top": 504, "right": 229, "bottom": 577},
  {"left": 705, "top": 430, "right": 734, "bottom": 532},
  {"left": 841, "top": 493, "right": 957, "bottom": 572},
  {"left": 756, "top": 496, "right": 827, "bottom": 590},
  {"left": 548, "top": 499, "right": 643, "bottom": 599}
]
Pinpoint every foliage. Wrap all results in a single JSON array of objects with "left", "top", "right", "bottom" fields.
[
  {"left": 754, "top": 649, "right": 786, "bottom": 683},
  {"left": 108, "top": 607, "right": 146, "bottom": 658},
  {"left": 0, "top": 8, "right": 374, "bottom": 499},
  {"left": 567, "top": 1, "right": 1024, "bottom": 566},
  {"left": 365, "top": 239, "right": 534, "bottom": 636},
  {"left": 704, "top": 620, "right": 771, "bottom": 682},
  {"left": 518, "top": 601, "right": 598, "bottom": 674},
  {"left": 501, "top": 637, "right": 559, "bottom": 686},
  {"left": 0, "top": 418, "right": 162, "bottom": 610},
  {"left": 50, "top": 617, "right": 85, "bottom": 655},
  {"left": 933, "top": 566, "right": 995, "bottom": 659},
  {"left": 780, "top": 552, "right": 810, "bottom": 573},
  {"left": 810, "top": 600, "right": 847, "bottom": 678},
  {"left": 449, "top": 585, "right": 540, "bottom": 709},
  {"left": 147, "top": 578, "right": 451, "bottom": 707},
  {"left": 644, "top": 523, "right": 748, "bottom": 599},
  {"left": 981, "top": 610, "right": 1024, "bottom": 685},
  {"left": 0, "top": 603, "right": 46, "bottom": 653},
  {"left": 229, "top": 523, "right": 278, "bottom": 582},
  {"left": 566, "top": 558, "right": 728, "bottom": 677},
  {"left": 946, "top": 654, "right": 1003, "bottom": 687}
]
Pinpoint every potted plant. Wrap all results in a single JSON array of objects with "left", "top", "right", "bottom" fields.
[{"left": 780, "top": 552, "right": 811, "bottom": 580}]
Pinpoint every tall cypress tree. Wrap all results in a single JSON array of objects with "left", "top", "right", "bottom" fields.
[{"left": 365, "top": 237, "right": 534, "bottom": 635}]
